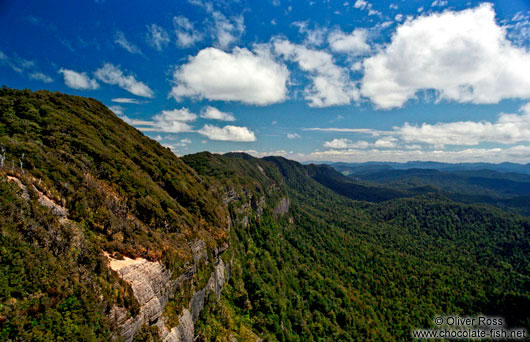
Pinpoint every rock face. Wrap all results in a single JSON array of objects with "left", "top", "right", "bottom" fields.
[
  {"left": 273, "top": 197, "right": 290, "bottom": 218},
  {"left": 107, "top": 255, "right": 176, "bottom": 342},
  {"left": 162, "top": 257, "right": 229, "bottom": 342},
  {"left": 107, "top": 247, "right": 230, "bottom": 342}
]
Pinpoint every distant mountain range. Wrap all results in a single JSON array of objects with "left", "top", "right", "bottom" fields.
[{"left": 304, "top": 160, "right": 530, "bottom": 174}]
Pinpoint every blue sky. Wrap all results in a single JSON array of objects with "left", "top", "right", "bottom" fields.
[{"left": 2, "top": 0, "right": 530, "bottom": 163}]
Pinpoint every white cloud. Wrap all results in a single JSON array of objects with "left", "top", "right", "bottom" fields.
[
  {"left": 287, "top": 133, "right": 301, "bottom": 139},
  {"left": 200, "top": 106, "right": 236, "bottom": 121},
  {"left": 389, "top": 4, "right": 398, "bottom": 10},
  {"left": 396, "top": 103, "right": 530, "bottom": 146},
  {"left": 374, "top": 136, "right": 397, "bottom": 148},
  {"left": 361, "top": 4, "right": 530, "bottom": 109},
  {"left": 506, "top": 11, "right": 530, "bottom": 47},
  {"left": 323, "top": 138, "right": 370, "bottom": 148},
  {"left": 29, "top": 72, "right": 53, "bottom": 83},
  {"left": 318, "top": 103, "right": 530, "bottom": 149},
  {"left": 307, "top": 145, "right": 530, "bottom": 163},
  {"left": 174, "top": 16, "right": 203, "bottom": 47},
  {"left": 354, "top": 0, "right": 369, "bottom": 10},
  {"left": 1, "top": 51, "right": 52, "bottom": 82},
  {"left": 95, "top": 63, "right": 154, "bottom": 98},
  {"left": 274, "top": 39, "right": 359, "bottom": 107},
  {"left": 114, "top": 31, "right": 143, "bottom": 55},
  {"left": 211, "top": 11, "right": 245, "bottom": 50},
  {"left": 58, "top": 68, "right": 99, "bottom": 89},
  {"left": 155, "top": 108, "right": 197, "bottom": 122},
  {"left": 328, "top": 29, "right": 371, "bottom": 55},
  {"left": 112, "top": 98, "right": 142, "bottom": 104},
  {"left": 170, "top": 46, "right": 288, "bottom": 105},
  {"left": 198, "top": 124, "right": 256, "bottom": 141},
  {"left": 128, "top": 108, "right": 197, "bottom": 133},
  {"left": 146, "top": 24, "right": 170, "bottom": 51},
  {"left": 293, "top": 21, "right": 327, "bottom": 46},
  {"left": 164, "top": 138, "right": 193, "bottom": 149},
  {"left": 354, "top": 0, "right": 380, "bottom": 16},
  {"left": 186, "top": 0, "right": 245, "bottom": 49},
  {"left": 431, "top": 0, "right": 448, "bottom": 7},
  {"left": 109, "top": 105, "right": 124, "bottom": 115},
  {"left": 405, "top": 144, "right": 422, "bottom": 149},
  {"left": 395, "top": 14, "right": 404, "bottom": 22},
  {"left": 304, "top": 127, "right": 390, "bottom": 135}
]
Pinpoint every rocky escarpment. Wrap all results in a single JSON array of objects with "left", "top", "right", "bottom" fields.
[
  {"left": 107, "top": 255, "right": 174, "bottom": 342},
  {"left": 107, "top": 243, "right": 231, "bottom": 342}
]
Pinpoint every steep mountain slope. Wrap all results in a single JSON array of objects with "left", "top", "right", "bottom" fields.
[
  {"left": 0, "top": 88, "right": 236, "bottom": 341},
  {"left": 1, "top": 88, "right": 530, "bottom": 341}
]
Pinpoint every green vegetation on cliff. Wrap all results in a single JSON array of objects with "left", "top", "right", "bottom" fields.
[{"left": 0, "top": 88, "right": 229, "bottom": 341}]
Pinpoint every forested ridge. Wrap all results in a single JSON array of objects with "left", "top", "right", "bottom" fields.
[
  {"left": 1, "top": 88, "right": 529, "bottom": 341},
  {"left": 186, "top": 153, "right": 530, "bottom": 341}
]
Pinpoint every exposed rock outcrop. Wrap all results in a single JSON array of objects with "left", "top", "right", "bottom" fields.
[
  {"left": 273, "top": 197, "right": 290, "bottom": 218},
  {"left": 107, "top": 255, "right": 176, "bottom": 342},
  {"left": 107, "top": 246, "right": 231, "bottom": 342}
]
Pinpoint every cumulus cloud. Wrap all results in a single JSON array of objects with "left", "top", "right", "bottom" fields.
[
  {"left": 274, "top": 39, "right": 359, "bottom": 107},
  {"left": 328, "top": 28, "right": 371, "bottom": 55},
  {"left": 323, "top": 138, "right": 370, "bottom": 149},
  {"left": 287, "top": 133, "right": 301, "bottom": 139},
  {"left": 114, "top": 31, "right": 143, "bottom": 55},
  {"left": 198, "top": 124, "right": 256, "bottom": 141},
  {"left": 170, "top": 46, "right": 288, "bottom": 105},
  {"left": 95, "top": 63, "right": 154, "bottom": 98},
  {"left": 174, "top": 16, "right": 203, "bottom": 47},
  {"left": 146, "top": 24, "right": 170, "bottom": 51},
  {"left": 374, "top": 136, "right": 397, "bottom": 148},
  {"left": 396, "top": 103, "right": 530, "bottom": 146},
  {"left": 361, "top": 4, "right": 530, "bottom": 109},
  {"left": 58, "top": 68, "right": 99, "bottom": 89},
  {"left": 200, "top": 106, "right": 236, "bottom": 121}
]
